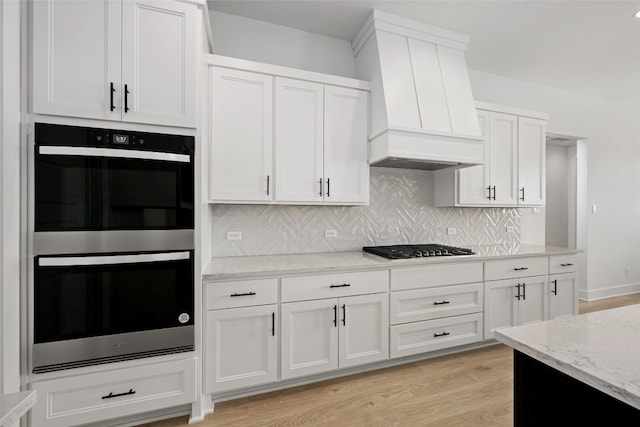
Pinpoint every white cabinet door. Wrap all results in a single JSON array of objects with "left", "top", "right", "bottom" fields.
[
  {"left": 281, "top": 299, "right": 338, "bottom": 380},
  {"left": 484, "top": 279, "right": 518, "bottom": 339},
  {"left": 457, "top": 110, "right": 491, "bottom": 205},
  {"left": 518, "top": 116, "right": 546, "bottom": 205},
  {"left": 32, "top": 0, "right": 121, "bottom": 120},
  {"left": 205, "top": 305, "right": 278, "bottom": 393},
  {"left": 517, "top": 276, "right": 549, "bottom": 325},
  {"left": 274, "top": 78, "right": 324, "bottom": 203},
  {"left": 338, "top": 294, "right": 388, "bottom": 368},
  {"left": 549, "top": 273, "right": 578, "bottom": 319},
  {"left": 209, "top": 67, "right": 273, "bottom": 202},
  {"left": 490, "top": 112, "right": 518, "bottom": 205},
  {"left": 323, "top": 85, "right": 369, "bottom": 204},
  {"left": 121, "top": 0, "right": 196, "bottom": 127}
]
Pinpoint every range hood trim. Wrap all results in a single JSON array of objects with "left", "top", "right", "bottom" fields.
[
  {"left": 369, "top": 128, "right": 485, "bottom": 169},
  {"left": 352, "top": 10, "right": 470, "bottom": 56}
]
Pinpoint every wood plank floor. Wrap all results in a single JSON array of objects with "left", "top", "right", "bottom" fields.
[{"left": 145, "top": 294, "right": 640, "bottom": 427}]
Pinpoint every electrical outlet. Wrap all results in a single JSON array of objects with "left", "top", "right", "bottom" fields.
[
  {"left": 325, "top": 229, "right": 338, "bottom": 238},
  {"left": 226, "top": 231, "right": 242, "bottom": 241},
  {"left": 447, "top": 227, "right": 457, "bottom": 235},
  {"left": 506, "top": 226, "right": 515, "bottom": 233}
]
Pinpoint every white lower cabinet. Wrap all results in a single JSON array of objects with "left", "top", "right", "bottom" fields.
[
  {"left": 205, "top": 305, "right": 278, "bottom": 393},
  {"left": 484, "top": 276, "right": 549, "bottom": 339},
  {"left": 549, "top": 272, "right": 578, "bottom": 319},
  {"left": 390, "top": 313, "right": 483, "bottom": 358},
  {"left": 30, "top": 357, "right": 196, "bottom": 427},
  {"left": 281, "top": 293, "right": 389, "bottom": 380}
]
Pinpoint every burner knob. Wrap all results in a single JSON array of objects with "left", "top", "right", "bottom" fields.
[
  {"left": 422, "top": 251, "right": 430, "bottom": 257},
  {"left": 430, "top": 251, "right": 436, "bottom": 256},
  {"left": 413, "top": 251, "right": 423, "bottom": 257},
  {"left": 436, "top": 250, "right": 442, "bottom": 255}
]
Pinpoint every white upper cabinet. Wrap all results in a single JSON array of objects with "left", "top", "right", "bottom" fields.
[
  {"left": 517, "top": 116, "right": 547, "bottom": 206},
  {"left": 434, "top": 103, "right": 547, "bottom": 207},
  {"left": 209, "top": 67, "right": 273, "bottom": 202},
  {"left": 275, "top": 78, "right": 324, "bottom": 203},
  {"left": 207, "top": 56, "right": 370, "bottom": 205},
  {"left": 274, "top": 81, "right": 368, "bottom": 204},
  {"left": 323, "top": 85, "right": 369, "bottom": 204},
  {"left": 32, "top": 0, "right": 197, "bottom": 128}
]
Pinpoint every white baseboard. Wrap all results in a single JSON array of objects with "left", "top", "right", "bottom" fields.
[{"left": 579, "top": 282, "right": 640, "bottom": 301}]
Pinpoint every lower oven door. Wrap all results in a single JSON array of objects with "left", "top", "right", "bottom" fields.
[{"left": 33, "top": 251, "right": 194, "bottom": 373}]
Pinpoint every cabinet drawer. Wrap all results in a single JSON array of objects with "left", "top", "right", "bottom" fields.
[
  {"left": 484, "top": 257, "right": 548, "bottom": 281},
  {"left": 390, "top": 283, "right": 483, "bottom": 325},
  {"left": 549, "top": 255, "right": 578, "bottom": 274},
  {"left": 205, "top": 278, "right": 278, "bottom": 310},
  {"left": 31, "top": 358, "right": 196, "bottom": 427},
  {"left": 281, "top": 270, "right": 388, "bottom": 302},
  {"left": 390, "top": 262, "right": 482, "bottom": 291},
  {"left": 390, "top": 313, "right": 483, "bottom": 358}
]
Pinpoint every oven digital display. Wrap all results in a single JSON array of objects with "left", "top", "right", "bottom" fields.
[{"left": 113, "top": 134, "right": 129, "bottom": 145}]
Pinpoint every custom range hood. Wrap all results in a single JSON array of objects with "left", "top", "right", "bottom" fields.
[{"left": 353, "top": 11, "right": 484, "bottom": 170}]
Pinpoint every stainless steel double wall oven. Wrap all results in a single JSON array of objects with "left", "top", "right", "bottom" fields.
[{"left": 32, "top": 123, "right": 195, "bottom": 373}]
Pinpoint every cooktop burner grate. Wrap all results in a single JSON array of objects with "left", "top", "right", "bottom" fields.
[{"left": 362, "top": 244, "right": 475, "bottom": 259}]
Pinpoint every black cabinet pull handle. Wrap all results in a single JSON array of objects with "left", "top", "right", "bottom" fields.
[
  {"left": 319, "top": 178, "right": 323, "bottom": 196},
  {"left": 110, "top": 82, "right": 116, "bottom": 111},
  {"left": 560, "top": 263, "right": 574, "bottom": 267},
  {"left": 433, "top": 300, "right": 450, "bottom": 305},
  {"left": 342, "top": 304, "right": 346, "bottom": 326},
  {"left": 329, "top": 284, "right": 351, "bottom": 288},
  {"left": 486, "top": 186, "right": 492, "bottom": 200},
  {"left": 102, "top": 388, "right": 135, "bottom": 400},
  {"left": 272, "top": 312, "right": 275, "bottom": 336},
  {"left": 266, "top": 175, "right": 270, "bottom": 195},
  {"left": 333, "top": 304, "right": 337, "bottom": 327},
  {"left": 515, "top": 284, "right": 521, "bottom": 300},
  {"left": 492, "top": 185, "right": 496, "bottom": 200},
  {"left": 520, "top": 187, "right": 525, "bottom": 201},
  {"left": 124, "top": 84, "right": 130, "bottom": 112},
  {"left": 514, "top": 267, "right": 529, "bottom": 271},
  {"left": 522, "top": 282, "right": 526, "bottom": 300},
  {"left": 552, "top": 279, "right": 558, "bottom": 296},
  {"left": 434, "top": 332, "right": 450, "bottom": 338},
  {"left": 230, "top": 292, "right": 256, "bottom": 297},
  {"left": 326, "top": 178, "right": 330, "bottom": 197}
]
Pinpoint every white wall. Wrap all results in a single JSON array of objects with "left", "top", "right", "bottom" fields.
[
  {"left": 469, "top": 69, "right": 640, "bottom": 299},
  {"left": 545, "top": 144, "right": 569, "bottom": 247},
  {"left": 1, "top": 0, "right": 22, "bottom": 397},
  {"left": 210, "top": 11, "right": 356, "bottom": 78}
]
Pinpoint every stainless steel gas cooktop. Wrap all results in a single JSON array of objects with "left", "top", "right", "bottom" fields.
[{"left": 362, "top": 244, "right": 475, "bottom": 259}]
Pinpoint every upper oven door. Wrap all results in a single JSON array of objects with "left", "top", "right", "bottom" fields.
[{"left": 35, "top": 145, "right": 194, "bottom": 232}]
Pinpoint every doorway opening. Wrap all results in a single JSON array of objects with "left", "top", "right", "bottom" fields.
[{"left": 546, "top": 133, "right": 588, "bottom": 296}]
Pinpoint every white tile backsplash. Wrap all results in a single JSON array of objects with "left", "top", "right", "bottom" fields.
[{"left": 211, "top": 167, "right": 521, "bottom": 256}]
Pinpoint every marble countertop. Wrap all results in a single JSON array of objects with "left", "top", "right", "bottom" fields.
[
  {"left": 495, "top": 304, "right": 640, "bottom": 410},
  {"left": 203, "top": 244, "right": 578, "bottom": 280}
]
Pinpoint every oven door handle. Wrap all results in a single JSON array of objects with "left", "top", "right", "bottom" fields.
[
  {"left": 38, "top": 146, "right": 191, "bottom": 163},
  {"left": 38, "top": 251, "right": 190, "bottom": 267}
]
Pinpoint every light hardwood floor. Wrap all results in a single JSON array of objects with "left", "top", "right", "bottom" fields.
[{"left": 145, "top": 294, "right": 640, "bottom": 427}]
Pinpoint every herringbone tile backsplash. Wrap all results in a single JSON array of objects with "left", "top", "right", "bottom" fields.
[{"left": 211, "top": 167, "right": 521, "bottom": 256}]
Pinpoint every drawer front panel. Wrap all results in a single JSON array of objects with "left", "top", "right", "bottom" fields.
[
  {"left": 484, "top": 257, "right": 548, "bottom": 281},
  {"left": 390, "top": 283, "right": 483, "bottom": 325},
  {"left": 390, "top": 262, "right": 482, "bottom": 291},
  {"left": 205, "top": 278, "right": 278, "bottom": 310},
  {"left": 281, "top": 270, "right": 388, "bottom": 302},
  {"left": 32, "top": 358, "right": 196, "bottom": 427},
  {"left": 390, "top": 313, "right": 483, "bottom": 358},
  {"left": 549, "top": 255, "right": 578, "bottom": 274}
]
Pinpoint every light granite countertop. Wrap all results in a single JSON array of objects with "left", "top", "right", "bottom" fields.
[
  {"left": 495, "top": 304, "right": 640, "bottom": 410},
  {"left": 203, "top": 244, "right": 578, "bottom": 280}
]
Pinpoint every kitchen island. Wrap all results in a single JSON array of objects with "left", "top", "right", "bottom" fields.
[{"left": 495, "top": 304, "right": 640, "bottom": 426}]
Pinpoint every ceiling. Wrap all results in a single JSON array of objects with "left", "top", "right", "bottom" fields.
[{"left": 208, "top": 1, "right": 640, "bottom": 104}]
